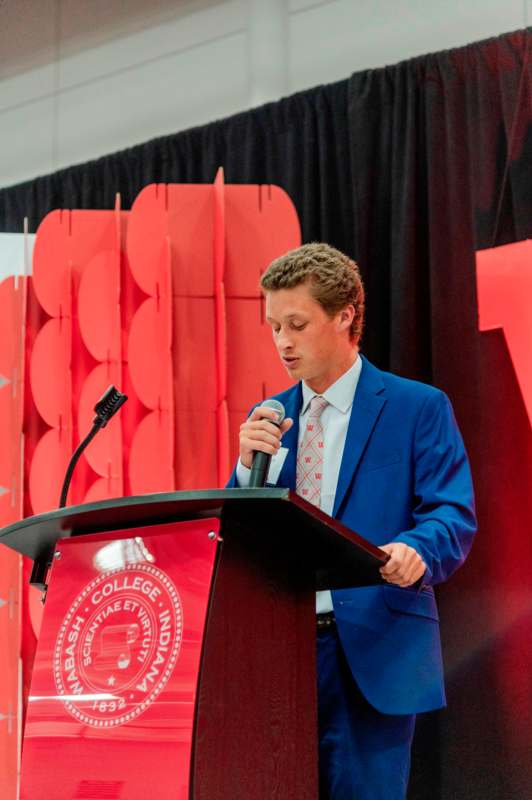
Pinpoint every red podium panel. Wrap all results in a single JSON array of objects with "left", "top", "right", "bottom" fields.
[{"left": 20, "top": 517, "right": 219, "bottom": 800}]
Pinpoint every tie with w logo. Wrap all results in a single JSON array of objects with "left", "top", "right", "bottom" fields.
[{"left": 296, "top": 395, "right": 328, "bottom": 507}]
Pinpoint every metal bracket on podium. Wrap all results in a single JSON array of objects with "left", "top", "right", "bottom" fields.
[{"left": 29, "top": 552, "right": 52, "bottom": 594}]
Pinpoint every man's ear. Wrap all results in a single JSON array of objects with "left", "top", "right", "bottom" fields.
[{"left": 337, "top": 305, "right": 355, "bottom": 333}]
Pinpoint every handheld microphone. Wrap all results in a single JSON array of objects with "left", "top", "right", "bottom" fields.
[
  {"left": 248, "top": 399, "right": 286, "bottom": 488},
  {"left": 59, "top": 386, "right": 128, "bottom": 508}
]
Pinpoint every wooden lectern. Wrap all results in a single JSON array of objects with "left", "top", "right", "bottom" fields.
[{"left": 0, "top": 488, "right": 387, "bottom": 799}]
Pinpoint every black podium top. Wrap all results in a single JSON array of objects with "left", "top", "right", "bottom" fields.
[{"left": 0, "top": 488, "right": 387, "bottom": 589}]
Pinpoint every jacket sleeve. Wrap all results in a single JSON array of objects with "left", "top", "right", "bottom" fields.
[
  {"left": 393, "top": 389, "right": 477, "bottom": 585},
  {"left": 226, "top": 465, "right": 239, "bottom": 488},
  {"left": 225, "top": 403, "right": 259, "bottom": 488}
]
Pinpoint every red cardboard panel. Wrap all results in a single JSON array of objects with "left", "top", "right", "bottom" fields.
[
  {"left": 129, "top": 410, "right": 175, "bottom": 495},
  {"left": 0, "top": 278, "right": 21, "bottom": 376},
  {"left": 33, "top": 210, "right": 123, "bottom": 316},
  {"left": 127, "top": 184, "right": 214, "bottom": 298},
  {"left": 213, "top": 168, "right": 225, "bottom": 286},
  {"left": 224, "top": 185, "right": 301, "bottom": 298},
  {"left": 0, "top": 493, "right": 15, "bottom": 527},
  {"left": 0, "top": 389, "right": 12, "bottom": 487},
  {"left": 78, "top": 250, "right": 121, "bottom": 362},
  {"left": 173, "top": 298, "right": 217, "bottom": 411},
  {"left": 0, "top": 546, "right": 21, "bottom": 800},
  {"left": 213, "top": 169, "right": 227, "bottom": 408},
  {"left": 77, "top": 364, "right": 123, "bottom": 481},
  {"left": 174, "top": 411, "right": 218, "bottom": 490},
  {"left": 172, "top": 297, "right": 218, "bottom": 488},
  {"left": 128, "top": 298, "right": 173, "bottom": 411},
  {"left": 0, "top": 277, "right": 25, "bottom": 526},
  {"left": 119, "top": 367, "right": 148, "bottom": 495},
  {"left": 29, "top": 318, "right": 72, "bottom": 430},
  {"left": 28, "top": 205, "right": 131, "bottom": 517},
  {"left": 68, "top": 210, "right": 121, "bottom": 275},
  {"left": 83, "top": 475, "right": 123, "bottom": 504},
  {"left": 225, "top": 299, "right": 265, "bottom": 409},
  {"left": 216, "top": 399, "right": 230, "bottom": 487},
  {"left": 32, "top": 210, "right": 71, "bottom": 318},
  {"left": 214, "top": 287, "right": 227, "bottom": 406},
  {"left": 28, "top": 428, "right": 71, "bottom": 514},
  {"left": 126, "top": 184, "right": 170, "bottom": 296},
  {"left": 225, "top": 298, "right": 291, "bottom": 412},
  {"left": 476, "top": 240, "right": 532, "bottom": 427}
]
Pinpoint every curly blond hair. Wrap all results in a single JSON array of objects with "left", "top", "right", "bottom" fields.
[{"left": 261, "top": 242, "right": 365, "bottom": 341}]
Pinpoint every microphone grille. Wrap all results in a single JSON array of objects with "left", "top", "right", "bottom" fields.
[{"left": 260, "top": 398, "right": 286, "bottom": 425}]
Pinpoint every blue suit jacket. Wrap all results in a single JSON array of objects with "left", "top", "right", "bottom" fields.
[{"left": 228, "top": 356, "right": 476, "bottom": 714}]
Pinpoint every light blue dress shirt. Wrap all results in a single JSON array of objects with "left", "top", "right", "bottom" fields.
[{"left": 236, "top": 355, "right": 362, "bottom": 613}]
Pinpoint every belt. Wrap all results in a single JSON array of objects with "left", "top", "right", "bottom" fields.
[{"left": 316, "top": 611, "right": 336, "bottom": 630}]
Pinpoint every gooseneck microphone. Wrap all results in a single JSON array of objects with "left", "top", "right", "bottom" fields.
[
  {"left": 59, "top": 386, "right": 128, "bottom": 508},
  {"left": 248, "top": 399, "right": 286, "bottom": 488}
]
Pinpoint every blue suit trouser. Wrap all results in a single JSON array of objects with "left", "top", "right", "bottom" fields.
[{"left": 317, "top": 626, "right": 416, "bottom": 800}]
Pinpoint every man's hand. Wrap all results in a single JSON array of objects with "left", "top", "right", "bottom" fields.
[
  {"left": 379, "top": 542, "right": 426, "bottom": 588},
  {"left": 239, "top": 407, "right": 293, "bottom": 469}
]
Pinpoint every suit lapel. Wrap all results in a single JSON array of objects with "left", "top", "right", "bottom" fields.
[
  {"left": 332, "top": 357, "right": 387, "bottom": 517},
  {"left": 277, "top": 383, "right": 303, "bottom": 490}
]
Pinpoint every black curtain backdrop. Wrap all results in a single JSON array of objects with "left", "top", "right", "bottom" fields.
[{"left": 1, "top": 28, "right": 532, "bottom": 800}]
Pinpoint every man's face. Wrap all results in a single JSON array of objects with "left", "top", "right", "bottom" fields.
[{"left": 265, "top": 282, "right": 356, "bottom": 393}]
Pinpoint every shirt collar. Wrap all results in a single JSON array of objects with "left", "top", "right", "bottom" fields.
[{"left": 301, "top": 354, "right": 362, "bottom": 415}]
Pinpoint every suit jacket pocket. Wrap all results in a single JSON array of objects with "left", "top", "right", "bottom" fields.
[{"left": 382, "top": 585, "right": 439, "bottom": 621}]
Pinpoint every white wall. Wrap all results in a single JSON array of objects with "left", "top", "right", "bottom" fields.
[
  {"left": 0, "top": 234, "right": 34, "bottom": 282},
  {"left": 0, "top": 0, "right": 528, "bottom": 193}
]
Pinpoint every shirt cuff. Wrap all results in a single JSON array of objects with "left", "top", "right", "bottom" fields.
[{"left": 235, "top": 458, "right": 251, "bottom": 488}]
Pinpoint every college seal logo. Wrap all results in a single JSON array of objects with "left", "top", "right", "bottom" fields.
[{"left": 54, "top": 563, "right": 183, "bottom": 728}]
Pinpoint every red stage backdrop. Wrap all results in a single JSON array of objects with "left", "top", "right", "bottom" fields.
[
  {"left": 0, "top": 174, "right": 300, "bottom": 797},
  {"left": 26, "top": 174, "right": 299, "bottom": 511}
]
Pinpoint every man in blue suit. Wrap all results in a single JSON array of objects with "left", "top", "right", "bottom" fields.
[{"left": 230, "top": 243, "right": 476, "bottom": 799}]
